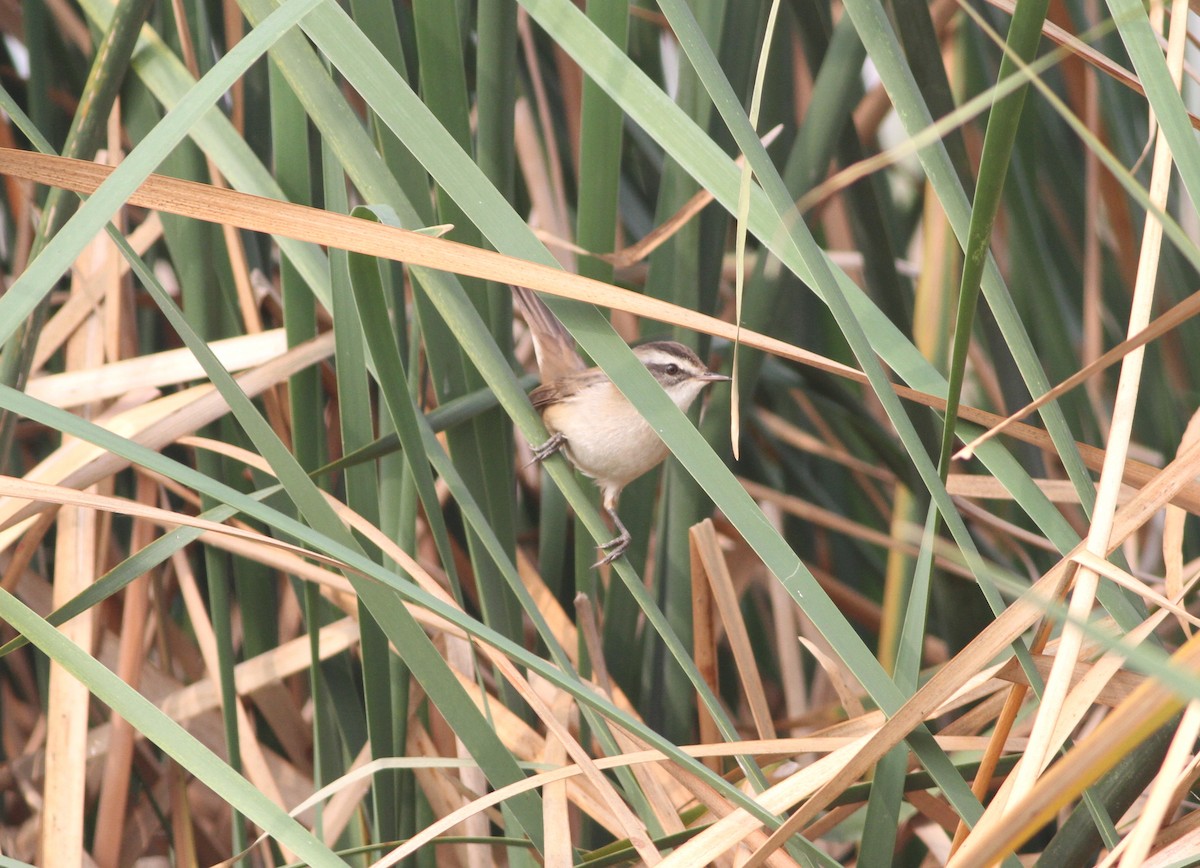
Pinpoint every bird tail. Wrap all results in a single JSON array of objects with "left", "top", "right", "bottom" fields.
[{"left": 511, "top": 285, "right": 586, "bottom": 380}]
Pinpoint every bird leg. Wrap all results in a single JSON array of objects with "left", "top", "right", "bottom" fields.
[
  {"left": 528, "top": 431, "right": 567, "bottom": 465},
  {"left": 529, "top": 436, "right": 631, "bottom": 568},
  {"left": 593, "top": 504, "right": 632, "bottom": 568}
]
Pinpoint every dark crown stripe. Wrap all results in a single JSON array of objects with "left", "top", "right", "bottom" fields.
[{"left": 638, "top": 341, "right": 703, "bottom": 366}]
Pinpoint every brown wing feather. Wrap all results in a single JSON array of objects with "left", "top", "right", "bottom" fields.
[
  {"left": 529, "top": 369, "right": 607, "bottom": 410},
  {"left": 511, "top": 285, "right": 586, "bottom": 381}
]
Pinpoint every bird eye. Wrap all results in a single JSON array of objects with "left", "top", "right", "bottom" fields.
[{"left": 665, "top": 363, "right": 680, "bottom": 376}]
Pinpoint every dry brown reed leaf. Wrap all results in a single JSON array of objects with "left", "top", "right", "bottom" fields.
[
  {"left": 1001, "top": 0, "right": 1190, "bottom": 815},
  {"left": 740, "top": 477, "right": 975, "bottom": 580},
  {"left": 993, "top": 653, "right": 1145, "bottom": 709},
  {"left": 1163, "top": 745, "right": 1200, "bottom": 827},
  {"left": 947, "top": 473, "right": 1137, "bottom": 505},
  {"left": 1164, "top": 407, "right": 1200, "bottom": 638},
  {"left": 977, "top": 563, "right": 1197, "bottom": 839},
  {"left": 0, "top": 474, "right": 348, "bottom": 570},
  {"left": 748, "top": 421, "right": 1200, "bottom": 865},
  {"left": 798, "top": 637, "right": 866, "bottom": 720},
  {"left": 757, "top": 408, "right": 895, "bottom": 484},
  {"left": 949, "top": 630, "right": 1200, "bottom": 867},
  {"left": 27, "top": 328, "right": 290, "bottom": 408},
  {"left": 576, "top": 593, "right": 692, "bottom": 834},
  {"left": 171, "top": 547, "right": 295, "bottom": 842},
  {"left": 32, "top": 212, "right": 163, "bottom": 372},
  {"left": 690, "top": 519, "right": 777, "bottom": 739},
  {"left": 957, "top": 290, "right": 1200, "bottom": 459},
  {"left": 0, "top": 148, "right": 857, "bottom": 374},
  {"left": 983, "top": 0, "right": 1200, "bottom": 132},
  {"left": 1071, "top": 548, "right": 1200, "bottom": 629},
  {"left": 5, "top": 574, "right": 358, "bottom": 816},
  {"left": 41, "top": 491, "right": 94, "bottom": 864},
  {"left": 1103, "top": 699, "right": 1200, "bottom": 867},
  {"left": 690, "top": 532, "right": 725, "bottom": 772},
  {"left": 39, "top": 295, "right": 103, "bottom": 863},
  {"left": 92, "top": 473, "right": 157, "bottom": 860},
  {"left": 538, "top": 671, "right": 576, "bottom": 866},
  {"left": 0, "top": 331, "right": 333, "bottom": 547},
  {"left": 765, "top": 579, "right": 810, "bottom": 736},
  {"left": 1142, "top": 807, "right": 1200, "bottom": 866}
]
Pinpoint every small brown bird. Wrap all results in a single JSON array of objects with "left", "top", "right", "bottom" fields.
[{"left": 514, "top": 285, "right": 730, "bottom": 566}]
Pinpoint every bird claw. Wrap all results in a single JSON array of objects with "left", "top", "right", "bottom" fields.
[
  {"left": 592, "top": 528, "right": 632, "bottom": 568},
  {"left": 526, "top": 436, "right": 632, "bottom": 568},
  {"left": 527, "top": 431, "right": 567, "bottom": 467}
]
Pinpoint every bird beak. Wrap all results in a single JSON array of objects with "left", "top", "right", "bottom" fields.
[{"left": 697, "top": 371, "right": 733, "bottom": 382}]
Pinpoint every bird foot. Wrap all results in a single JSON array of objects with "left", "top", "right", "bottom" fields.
[
  {"left": 592, "top": 528, "right": 632, "bottom": 568},
  {"left": 527, "top": 431, "right": 567, "bottom": 466}
]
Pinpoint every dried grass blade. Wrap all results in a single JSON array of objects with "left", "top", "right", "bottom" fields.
[
  {"left": 948, "top": 632, "right": 1200, "bottom": 867},
  {"left": 999, "top": 0, "right": 1189, "bottom": 814},
  {"left": 956, "top": 290, "right": 1200, "bottom": 459},
  {"left": 1110, "top": 699, "right": 1200, "bottom": 866},
  {"left": 690, "top": 530, "right": 723, "bottom": 773},
  {"left": 0, "top": 332, "right": 334, "bottom": 545},
  {"left": 27, "top": 329, "right": 290, "bottom": 408},
  {"left": 691, "top": 519, "right": 776, "bottom": 739},
  {"left": 91, "top": 472, "right": 158, "bottom": 862}
]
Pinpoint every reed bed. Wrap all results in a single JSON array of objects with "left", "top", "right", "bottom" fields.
[{"left": 3, "top": 0, "right": 1200, "bottom": 865}]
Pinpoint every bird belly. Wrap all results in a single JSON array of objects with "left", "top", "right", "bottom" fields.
[{"left": 544, "top": 402, "right": 669, "bottom": 487}]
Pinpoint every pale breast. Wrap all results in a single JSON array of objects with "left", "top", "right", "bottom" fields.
[{"left": 541, "top": 387, "right": 669, "bottom": 486}]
